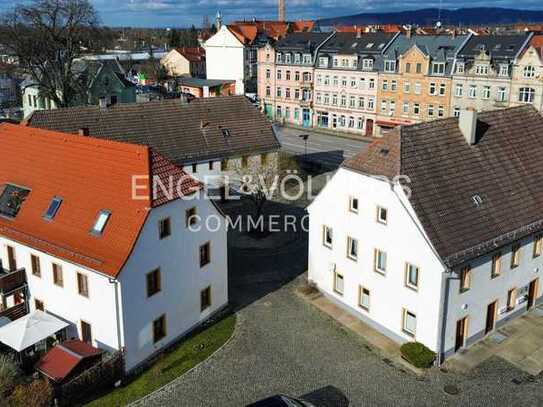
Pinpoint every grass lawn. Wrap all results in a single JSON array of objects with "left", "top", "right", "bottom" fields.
[{"left": 86, "top": 314, "right": 236, "bottom": 406}]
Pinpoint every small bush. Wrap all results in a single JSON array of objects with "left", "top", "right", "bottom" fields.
[
  {"left": 400, "top": 342, "right": 436, "bottom": 369},
  {"left": 0, "top": 354, "right": 21, "bottom": 397},
  {"left": 10, "top": 379, "right": 53, "bottom": 407}
]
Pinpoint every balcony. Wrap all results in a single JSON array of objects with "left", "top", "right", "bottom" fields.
[{"left": 0, "top": 268, "right": 26, "bottom": 294}]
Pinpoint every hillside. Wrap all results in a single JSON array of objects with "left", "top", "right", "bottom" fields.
[{"left": 318, "top": 7, "right": 543, "bottom": 27}]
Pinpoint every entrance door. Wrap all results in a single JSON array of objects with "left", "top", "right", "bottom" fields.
[
  {"left": 365, "top": 119, "right": 374, "bottom": 136},
  {"left": 302, "top": 109, "right": 311, "bottom": 127},
  {"left": 485, "top": 301, "right": 497, "bottom": 335},
  {"left": 527, "top": 279, "right": 538, "bottom": 310},
  {"left": 455, "top": 317, "right": 468, "bottom": 351}
]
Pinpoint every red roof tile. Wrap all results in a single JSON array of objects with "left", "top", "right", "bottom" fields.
[
  {"left": 175, "top": 47, "right": 205, "bottom": 62},
  {"left": 36, "top": 340, "right": 103, "bottom": 383},
  {"left": 0, "top": 124, "right": 201, "bottom": 277}
]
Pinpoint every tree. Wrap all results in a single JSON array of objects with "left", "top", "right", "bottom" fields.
[
  {"left": 10, "top": 379, "right": 53, "bottom": 407},
  {"left": 0, "top": 0, "right": 99, "bottom": 108},
  {"left": 0, "top": 354, "right": 20, "bottom": 398}
]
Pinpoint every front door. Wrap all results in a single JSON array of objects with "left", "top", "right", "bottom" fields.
[
  {"left": 365, "top": 119, "right": 374, "bottom": 136},
  {"left": 528, "top": 279, "right": 538, "bottom": 310},
  {"left": 455, "top": 317, "right": 467, "bottom": 351},
  {"left": 265, "top": 104, "right": 273, "bottom": 120},
  {"left": 302, "top": 109, "right": 311, "bottom": 127},
  {"left": 485, "top": 301, "right": 497, "bottom": 335}
]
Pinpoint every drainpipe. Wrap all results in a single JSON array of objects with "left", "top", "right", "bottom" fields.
[
  {"left": 109, "top": 278, "right": 123, "bottom": 351},
  {"left": 436, "top": 268, "right": 452, "bottom": 365}
]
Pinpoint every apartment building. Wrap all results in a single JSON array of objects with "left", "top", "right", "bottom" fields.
[
  {"left": 312, "top": 32, "right": 397, "bottom": 136},
  {"left": 308, "top": 106, "right": 543, "bottom": 363},
  {"left": 452, "top": 34, "right": 530, "bottom": 115},
  {"left": 510, "top": 35, "right": 543, "bottom": 112},
  {"left": 257, "top": 32, "right": 332, "bottom": 127},
  {"left": 0, "top": 124, "right": 228, "bottom": 372},
  {"left": 376, "top": 33, "right": 469, "bottom": 135}
]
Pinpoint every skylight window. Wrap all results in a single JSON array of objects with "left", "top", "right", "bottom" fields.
[
  {"left": 472, "top": 194, "right": 483, "bottom": 207},
  {"left": 91, "top": 210, "right": 111, "bottom": 235},
  {"left": 221, "top": 128, "right": 231, "bottom": 138},
  {"left": 366, "top": 43, "right": 374, "bottom": 48},
  {"left": 43, "top": 197, "right": 62, "bottom": 220},
  {"left": 0, "top": 184, "right": 30, "bottom": 219}
]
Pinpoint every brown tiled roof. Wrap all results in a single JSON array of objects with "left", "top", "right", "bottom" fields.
[
  {"left": 25, "top": 96, "right": 280, "bottom": 165},
  {"left": 0, "top": 124, "right": 201, "bottom": 278},
  {"left": 175, "top": 47, "right": 205, "bottom": 62},
  {"left": 343, "top": 106, "right": 543, "bottom": 267}
]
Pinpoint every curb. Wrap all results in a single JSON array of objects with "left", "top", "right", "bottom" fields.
[{"left": 128, "top": 314, "right": 240, "bottom": 406}]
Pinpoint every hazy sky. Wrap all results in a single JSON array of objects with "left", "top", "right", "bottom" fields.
[{"left": 1, "top": 0, "right": 542, "bottom": 27}]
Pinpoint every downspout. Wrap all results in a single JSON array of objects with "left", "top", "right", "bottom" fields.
[{"left": 109, "top": 278, "right": 123, "bottom": 351}]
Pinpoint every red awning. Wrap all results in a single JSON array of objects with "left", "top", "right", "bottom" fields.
[{"left": 35, "top": 340, "right": 103, "bottom": 383}]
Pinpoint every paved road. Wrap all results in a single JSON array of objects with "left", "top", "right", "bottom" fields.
[
  {"left": 137, "top": 201, "right": 543, "bottom": 407},
  {"left": 274, "top": 126, "right": 370, "bottom": 170}
]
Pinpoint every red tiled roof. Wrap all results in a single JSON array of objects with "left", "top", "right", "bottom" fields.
[
  {"left": 175, "top": 47, "right": 205, "bottom": 62},
  {"left": 0, "top": 124, "right": 201, "bottom": 277},
  {"left": 36, "top": 340, "right": 103, "bottom": 383}
]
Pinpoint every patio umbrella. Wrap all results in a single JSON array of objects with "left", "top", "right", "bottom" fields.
[{"left": 0, "top": 310, "right": 69, "bottom": 352}]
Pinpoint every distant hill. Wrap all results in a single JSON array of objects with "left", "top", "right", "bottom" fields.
[{"left": 318, "top": 7, "right": 543, "bottom": 27}]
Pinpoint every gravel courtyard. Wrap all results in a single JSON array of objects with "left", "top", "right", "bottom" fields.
[{"left": 136, "top": 201, "right": 543, "bottom": 407}]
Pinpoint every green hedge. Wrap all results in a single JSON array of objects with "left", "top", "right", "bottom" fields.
[{"left": 400, "top": 342, "right": 436, "bottom": 368}]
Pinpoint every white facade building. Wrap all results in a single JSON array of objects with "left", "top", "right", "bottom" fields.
[
  {"left": 0, "top": 124, "right": 228, "bottom": 372},
  {"left": 204, "top": 26, "right": 246, "bottom": 95},
  {"left": 308, "top": 106, "right": 543, "bottom": 362}
]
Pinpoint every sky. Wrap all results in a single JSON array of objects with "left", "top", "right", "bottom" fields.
[{"left": 1, "top": 0, "right": 543, "bottom": 27}]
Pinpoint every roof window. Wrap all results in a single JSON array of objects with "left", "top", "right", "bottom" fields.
[
  {"left": 91, "top": 210, "right": 111, "bottom": 235},
  {"left": 221, "top": 128, "right": 231, "bottom": 138},
  {"left": 43, "top": 197, "right": 62, "bottom": 220},
  {"left": 366, "top": 43, "right": 374, "bottom": 48},
  {"left": 0, "top": 184, "right": 30, "bottom": 219},
  {"left": 472, "top": 194, "right": 483, "bottom": 207}
]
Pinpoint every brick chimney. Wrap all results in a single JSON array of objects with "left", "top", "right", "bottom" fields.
[
  {"left": 278, "top": 0, "right": 285, "bottom": 22},
  {"left": 459, "top": 108, "right": 478, "bottom": 145},
  {"left": 406, "top": 25, "right": 412, "bottom": 39}
]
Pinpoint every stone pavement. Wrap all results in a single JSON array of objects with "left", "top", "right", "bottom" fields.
[{"left": 446, "top": 307, "right": 543, "bottom": 376}]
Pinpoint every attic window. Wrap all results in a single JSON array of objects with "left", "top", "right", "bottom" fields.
[
  {"left": 351, "top": 42, "right": 358, "bottom": 48},
  {"left": 91, "top": 210, "right": 111, "bottom": 235},
  {"left": 0, "top": 184, "right": 30, "bottom": 219},
  {"left": 472, "top": 194, "right": 483, "bottom": 207},
  {"left": 221, "top": 128, "right": 231, "bottom": 138},
  {"left": 43, "top": 197, "right": 62, "bottom": 220}
]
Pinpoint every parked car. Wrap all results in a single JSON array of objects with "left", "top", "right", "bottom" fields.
[{"left": 247, "top": 394, "right": 315, "bottom": 407}]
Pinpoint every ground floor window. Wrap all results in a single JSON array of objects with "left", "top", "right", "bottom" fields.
[
  {"left": 402, "top": 309, "right": 416, "bottom": 337},
  {"left": 317, "top": 111, "right": 329, "bottom": 127},
  {"left": 201, "top": 286, "right": 212, "bottom": 312},
  {"left": 357, "top": 117, "right": 364, "bottom": 130},
  {"left": 153, "top": 315, "right": 167, "bottom": 343},
  {"left": 358, "top": 286, "right": 370, "bottom": 311},
  {"left": 333, "top": 272, "right": 344, "bottom": 295}
]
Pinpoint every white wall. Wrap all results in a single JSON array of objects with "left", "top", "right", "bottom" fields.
[
  {"left": 444, "top": 234, "right": 543, "bottom": 356},
  {"left": 0, "top": 238, "right": 121, "bottom": 352},
  {"left": 204, "top": 26, "right": 245, "bottom": 95},
  {"left": 118, "top": 192, "right": 228, "bottom": 371},
  {"left": 308, "top": 168, "right": 445, "bottom": 351}
]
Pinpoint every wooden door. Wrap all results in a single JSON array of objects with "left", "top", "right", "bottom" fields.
[
  {"left": 528, "top": 279, "right": 538, "bottom": 310},
  {"left": 365, "top": 119, "right": 374, "bottom": 136},
  {"left": 6, "top": 246, "right": 16, "bottom": 271},
  {"left": 455, "top": 317, "right": 467, "bottom": 351},
  {"left": 485, "top": 301, "right": 497, "bottom": 334}
]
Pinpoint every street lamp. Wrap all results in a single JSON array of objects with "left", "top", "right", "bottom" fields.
[{"left": 298, "top": 134, "right": 309, "bottom": 155}]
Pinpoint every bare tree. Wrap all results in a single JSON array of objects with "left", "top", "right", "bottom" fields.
[{"left": 0, "top": 0, "right": 99, "bottom": 108}]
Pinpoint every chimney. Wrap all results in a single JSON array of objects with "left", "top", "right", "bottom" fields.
[
  {"left": 451, "top": 29, "right": 456, "bottom": 39},
  {"left": 78, "top": 127, "right": 89, "bottom": 137},
  {"left": 406, "top": 25, "right": 412, "bottom": 39},
  {"left": 99, "top": 97, "right": 107, "bottom": 109},
  {"left": 278, "top": 0, "right": 285, "bottom": 22},
  {"left": 356, "top": 26, "right": 362, "bottom": 39},
  {"left": 459, "top": 108, "right": 478, "bottom": 145}
]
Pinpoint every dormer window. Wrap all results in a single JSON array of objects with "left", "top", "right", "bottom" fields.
[
  {"left": 285, "top": 53, "right": 291, "bottom": 64},
  {"left": 475, "top": 65, "right": 489, "bottom": 75},
  {"left": 499, "top": 64, "right": 509, "bottom": 77},
  {"left": 294, "top": 53, "right": 301, "bottom": 64},
  {"left": 303, "top": 54, "right": 311, "bottom": 64},
  {"left": 43, "top": 197, "right": 62, "bottom": 220},
  {"left": 456, "top": 62, "right": 465, "bottom": 74},
  {"left": 0, "top": 184, "right": 30, "bottom": 219},
  {"left": 319, "top": 57, "right": 328, "bottom": 67},
  {"left": 276, "top": 53, "right": 282, "bottom": 63},
  {"left": 91, "top": 210, "right": 111, "bottom": 235},
  {"left": 362, "top": 58, "right": 373, "bottom": 70},
  {"left": 432, "top": 62, "right": 445, "bottom": 75},
  {"left": 384, "top": 60, "right": 396, "bottom": 72},
  {"left": 523, "top": 65, "right": 535, "bottom": 79}
]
